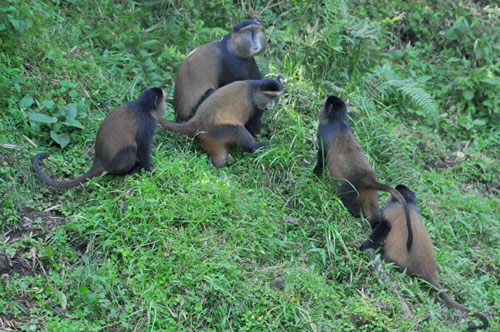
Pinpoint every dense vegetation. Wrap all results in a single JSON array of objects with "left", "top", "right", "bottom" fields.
[{"left": 0, "top": 0, "right": 498, "bottom": 330}]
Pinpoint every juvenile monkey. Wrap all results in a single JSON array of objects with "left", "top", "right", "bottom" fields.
[
  {"left": 362, "top": 185, "right": 489, "bottom": 330},
  {"left": 32, "top": 87, "right": 166, "bottom": 188},
  {"left": 314, "top": 96, "right": 412, "bottom": 250},
  {"left": 159, "top": 79, "right": 282, "bottom": 168},
  {"left": 174, "top": 19, "right": 267, "bottom": 123}
]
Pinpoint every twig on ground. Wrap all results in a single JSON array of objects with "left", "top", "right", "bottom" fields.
[
  {"left": 0, "top": 144, "right": 21, "bottom": 150},
  {"left": 23, "top": 135, "right": 38, "bottom": 148}
]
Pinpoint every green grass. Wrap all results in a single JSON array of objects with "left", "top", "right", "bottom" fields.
[{"left": 0, "top": 0, "right": 498, "bottom": 331}]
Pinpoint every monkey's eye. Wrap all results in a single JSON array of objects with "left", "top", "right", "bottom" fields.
[{"left": 245, "top": 30, "right": 253, "bottom": 36}]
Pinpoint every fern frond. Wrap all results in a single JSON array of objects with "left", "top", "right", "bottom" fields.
[
  {"left": 381, "top": 79, "right": 438, "bottom": 114},
  {"left": 363, "top": 64, "right": 438, "bottom": 114}
]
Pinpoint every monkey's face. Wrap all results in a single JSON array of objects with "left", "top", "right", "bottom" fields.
[
  {"left": 254, "top": 91, "right": 281, "bottom": 110},
  {"left": 318, "top": 106, "right": 329, "bottom": 124},
  {"left": 232, "top": 25, "right": 267, "bottom": 58},
  {"left": 157, "top": 99, "right": 166, "bottom": 117},
  {"left": 152, "top": 91, "right": 166, "bottom": 119}
]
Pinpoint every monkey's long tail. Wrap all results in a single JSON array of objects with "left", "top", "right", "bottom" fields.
[
  {"left": 430, "top": 278, "right": 489, "bottom": 330},
  {"left": 373, "top": 182, "right": 413, "bottom": 251},
  {"left": 32, "top": 153, "right": 103, "bottom": 188},
  {"left": 157, "top": 118, "right": 194, "bottom": 136}
]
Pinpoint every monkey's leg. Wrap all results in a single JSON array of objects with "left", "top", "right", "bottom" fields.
[
  {"left": 211, "top": 125, "right": 267, "bottom": 152},
  {"left": 338, "top": 183, "right": 362, "bottom": 217},
  {"left": 109, "top": 146, "right": 138, "bottom": 174},
  {"left": 360, "top": 220, "right": 391, "bottom": 251},
  {"left": 245, "top": 117, "right": 263, "bottom": 137},
  {"left": 196, "top": 136, "right": 229, "bottom": 169},
  {"left": 358, "top": 189, "right": 380, "bottom": 228},
  {"left": 136, "top": 116, "right": 156, "bottom": 172},
  {"left": 136, "top": 142, "right": 152, "bottom": 172},
  {"left": 313, "top": 140, "right": 326, "bottom": 176},
  {"left": 127, "top": 164, "right": 142, "bottom": 174}
]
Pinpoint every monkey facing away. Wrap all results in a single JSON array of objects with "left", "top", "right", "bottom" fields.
[
  {"left": 32, "top": 87, "right": 166, "bottom": 188},
  {"left": 174, "top": 19, "right": 267, "bottom": 123},
  {"left": 314, "top": 96, "right": 412, "bottom": 251},
  {"left": 159, "top": 78, "right": 282, "bottom": 168},
  {"left": 362, "top": 185, "right": 489, "bottom": 330}
]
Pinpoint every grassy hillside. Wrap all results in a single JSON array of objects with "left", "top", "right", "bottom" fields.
[{"left": 0, "top": 0, "right": 498, "bottom": 330}]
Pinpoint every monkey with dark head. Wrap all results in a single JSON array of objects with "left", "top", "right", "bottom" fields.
[
  {"left": 32, "top": 87, "right": 166, "bottom": 188},
  {"left": 314, "top": 96, "right": 412, "bottom": 251},
  {"left": 159, "top": 78, "right": 282, "bottom": 168},
  {"left": 174, "top": 19, "right": 267, "bottom": 124},
  {"left": 361, "top": 185, "right": 489, "bottom": 330}
]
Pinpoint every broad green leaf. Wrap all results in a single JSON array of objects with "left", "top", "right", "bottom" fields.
[
  {"left": 10, "top": 19, "right": 27, "bottom": 33},
  {"left": 77, "top": 100, "right": 88, "bottom": 118},
  {"left": 20, "top": 95, "right": 34, "bottom": 108},
  {"left": 63, "top": 103, "right": 77, "bottom": 119},
  {"left": 141, "top": 39, "right": 159, "bottom": 47},
  {"left": 64, "top": 118, "right": 83, "bottom": 129},
  {"left": 480, "top": 77, "right": 500, "bottom": 85},
  {"left": 29, "top": 112, "right": 58, "bottom": 124},
  {"left": 56, "top": 291, "right": 67, "bottom": 310},
  {"left": 50, "top": 131, "right": 70, "bottom": 148},
  {"left": 472, "top": 119, "right": 486, "bottom": 126},
  {"left": 273, "top": 30, "right": 294, "bottom": 42},
  {"left": 79, "top": 285, "right": 88, "bottom": 294},
  {"left": 463, "top": 90, "right": 474, "bottom": 101},
  {"left": 42, "top": 100, "right": 55, "bottom": 109}
]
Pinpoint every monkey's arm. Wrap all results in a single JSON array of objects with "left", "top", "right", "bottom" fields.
[
  {"left": 136, "top": 116, "right": 156, "bottom": 172},
  {"left": 245, "top": 117, "right": 262, "bottom": 137},
  {"left": 360, "top": 220, "right": 391, "bottom": 251},
  {"left": 233, "top": 125, "right": 267, "bottom": 152},
  {"left": 211, "top": 124, "right": 267, "bottom": 152},
  {"left": 313, "top": 147, "right": 325, "bottom": 176}
]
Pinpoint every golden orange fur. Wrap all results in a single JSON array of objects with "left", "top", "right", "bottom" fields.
[
  {"left": 160, "top": 79, "right": 281, "bottom": 168},
  {"left": 381, "top": 186, "right": 489, "bottom": 330},
  {"left": 32, "top": 88, "right": 166, "bottom": 187},
  {"left": 173, "top": 20, "right": 266, "bottom": 122}
]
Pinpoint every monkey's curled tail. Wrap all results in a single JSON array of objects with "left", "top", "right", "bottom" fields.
[
  {"left": 32, "top": 153, "right": 103, "bottom": 188},
  {"left": 430, "top": 277, "right": 489, "bottom": 330},
  {"left": 157, "top": 118, "right": 195, "bottom": 136},
  {"left": 373, "top": 183, "right": 413, "bottom": 251}
]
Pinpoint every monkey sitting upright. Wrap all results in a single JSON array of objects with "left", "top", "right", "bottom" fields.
[
  {"left": 32, "top": 87, "right": 166, "bottom": 188},
  {"left": 314, "top": 96, "right": 412, "bottom": 251},
  {"left": 174, "top": 19, "right": 267, "bottom": 124},
  {"left": 361, "top": 185, "right": 489, "bottom": 330},
  {"left": 159, "top": 78, "right": 282, "bottom": 168}
]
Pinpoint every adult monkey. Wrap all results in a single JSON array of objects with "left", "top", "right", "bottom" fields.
[
  {"left": 32, "top": 88, "right": 166, "bottom": 188},
  {"left": 160, "top": 79, "right": 282, "bottom": 168},
  {"left": 174, "top": 19, "right": 267, "bottom": 124},
  {"left": 362, "top": 185, "right": 489, "bottom": 330},
  {"left": 314, "top": 96, "right": 412, "bottom": 251}
]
